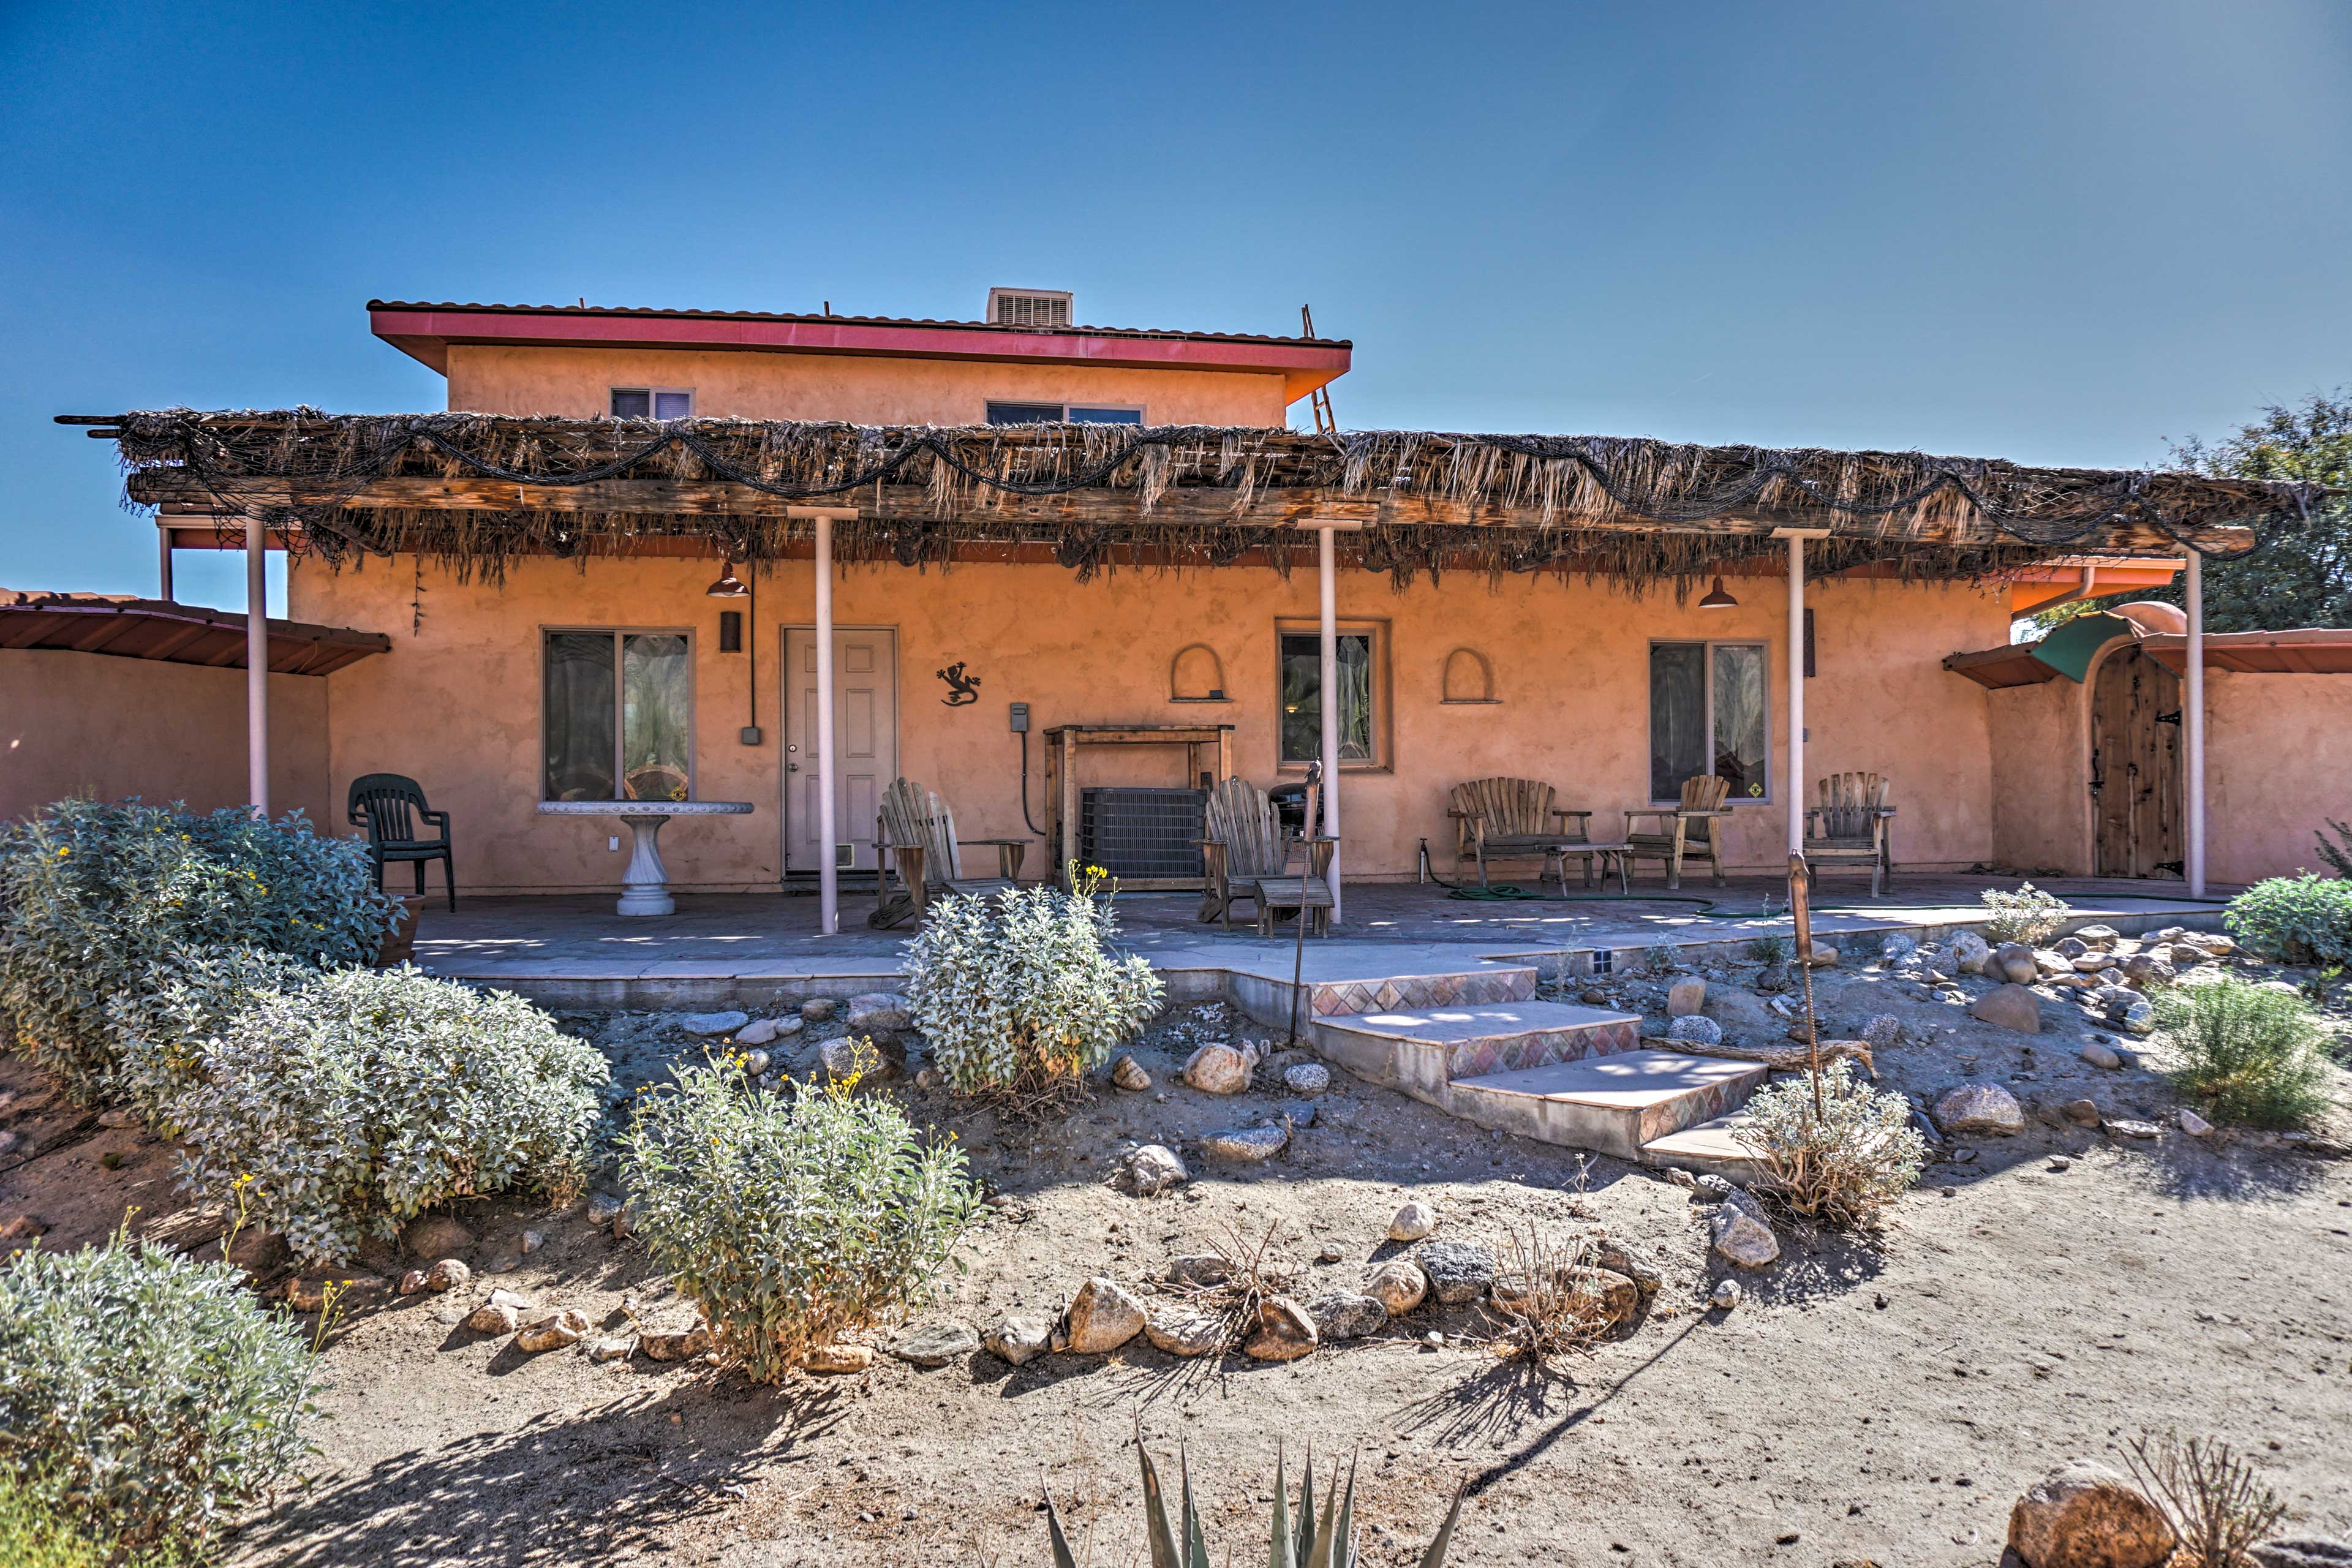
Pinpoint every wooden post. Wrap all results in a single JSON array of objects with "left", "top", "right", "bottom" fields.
[
  {"left": 1789, "top": 853, "right": 1824, "bottom": 1117},
  {"left": 246, "top": 519, "right": 269, "bottom": 818},
  {"left": 1316, "top": 523, "right": 1342, "bottom": 924},
  {"left": 815, "top": 513, "right": 838, "bottom": 936},
  {"left": 2185, "top": 552, "right": 2206, "bottom": 897},
  {"left": 1786, "top": 532, "right": 1804, "bottom": 856},
  {"left": 1060, "top": 729, "right": 1079, "bottom": 887}
]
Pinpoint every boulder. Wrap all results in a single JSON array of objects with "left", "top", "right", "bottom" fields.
[
  {"left": 2106, "top": 1119, "right": 2162, "bottom": 1140},
  {"left": 1666, "top": 978, "right": 1708, "bottom": 1017},
  {"left": 1935, "top": 1082, "right": 2026, "bottom": 1137},
  {"left": 799, "top": 997, "right": 838, "bottom": 1022},
  {"left": 2005, "top": 1460, "right": 2174, "bottom": 1568},
  {"left": 1412, "top": 1240, "right": 1497, "bottom": 1305},
  {"left": 1242, "top": 1296, "right": 1318, "bottom": 1362},
  {"left": 1363, "top": 1259, "right": 1429, "bottom": 1315},
  {"left": 845, "top": 992, "right": 913, "bottom": 1032},
  {"left": 586, "top": 1191, "right": 627, "bottom": 1226},
  {"left": 1701, "top": 987, "right": 1782, "bottom": 1038},
  {"left": 1386, "top": 1200, "right": 1438, "bottom": 1242},
  {"left": 1994, "top": 942, "right": 2041, "bottom": 986},
  {"left": 2055, "top": 936, "right": 2089, "bottom": 959},
  {"left": 1858, "top": 1014, "right": 1904, "bottom": 1050},
  {"left": 885, "top": 1322, "right": 979, "bottom": 1367},
  {"left": 467, "top": 1289, "right": 530, "bottom": 1334},
  {"left": 1306, "top": 1292, "right": 1389, "bottom": 1341},
  {"left": 514, "top": 1309, "right": 590, "bottom": 1353},
  {"left": 2060, "top": 1099, "right": 2103, "bottom": 1126},
  {"left": 2179, "top": 931, "right": 2235, "bottom": 956},
  {"left": 1951, "top": 931, "right": 1992, "bottom": 974},
  {"left": 2250, "top": 1543, "right": 2352, "bottom": 1568},
  {"left": 679, "top": 1010, "right": 750, "bottom": 1038},
  {"left": 2074, "top": 925, "right": 2122, "bottom": 946},
  {"left": 586, "top": 1336, "right": 635, "bottom": 1363},
  {"left": 2122, "top": 953, "right": 2176, "bottom": 989},
  {"left": 1063, "top": 1276, "right": 1147, "bottom": 1354},
  {"left": 397, "top": 1268, "right": 431, "bottom": 1295},
  {"left": 405, "top": 1214, "right": 476, "bottom": 1259},
  {"left": 1879, "top": 933, "right": 1919, "bottom": 963},
  {"left": 1709, "top": 1191, "right": 1780, "bottom": 1270},
  {"left": 639, "top": 1321, "right": 714, "bottom": 1361},
  {"left": 1592, "top": 1242, "right": 1662, "bottom": 1296},
  {"left": 984, "top": 1313, "right": 1055, "bottom": 1366},
  {"left": 1806, "top": 946, "right": 1841, "bottom": 968},
  {"left": 1199, "top": 1124, "right": 1289, "bottom": 1162},
  {"left": 1164, "top": 1254, "right": 1232, "bottom": 1289},
  {"left": 1970, "top": 984, "right": 2043, "bottom": 1034},
  {"left": 424, "top": 1257, "right": 470, "bottom": 1293},
  {"left": 1183, "top": 1043, "right": 1253, "bottom": 1095},
  {"left": 2080, "top": 1041, "right": 2123, "bottom": 1070},
  {"left": 736, "top": 1016, "right": 779, "bottom": 1047},
  {"left": 802, "top": 1343, "right": 874, "bottom": 1375},
  {"left": 1116, "top": 1143, "right": 1191, "bottom": 1196},
  {"left": 1111, "top": 1054, "right": 1152, "bottom": 1092},
  {"left": 2179, "top": 1108, "right": 2215, "bottom": 1137},
  {"left": 1667, "top": 1014, "right": 1724, "bottom": 1047},
  {"left": 1144, "top": 1310, "right": 1227, "bottom": 1358},
  {"left": 1283, "top": 1062, "right": 1332, "bottom": 1095},
  {"left": 2119, "top": 1001, "right": 2157, "bottom": 1036}
]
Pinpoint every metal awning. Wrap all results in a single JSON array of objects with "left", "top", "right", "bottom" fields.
[{"left": 0, "top": 591, "right": 390, "bottom": 676}]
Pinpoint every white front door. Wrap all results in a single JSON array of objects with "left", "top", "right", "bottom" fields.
[{"left": 781, "top": 627, "right": 899, "bottom": 875}]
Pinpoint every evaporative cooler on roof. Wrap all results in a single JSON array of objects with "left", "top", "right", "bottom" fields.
[{"left": 987, "top": 288, "right": 1072, "bottom": 328}]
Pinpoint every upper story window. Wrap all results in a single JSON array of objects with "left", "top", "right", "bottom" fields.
[
  {"left": 611, "top": 388, "right": 694, "bottom": 420},
  {"left": 985, "top": 401, "right": 1144, "bottom": 426}
]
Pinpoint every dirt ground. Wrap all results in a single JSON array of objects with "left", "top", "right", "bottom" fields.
[{"left": 3, "top": 944, "right": 2349, "bottom": 1567}]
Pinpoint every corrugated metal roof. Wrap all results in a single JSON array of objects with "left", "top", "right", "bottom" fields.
[
  {"left": 365, "top": 300, "right": 1349, "bottom": 349},
  {"left": 0, "top": 592, "right": 390, "bottom": 676}
]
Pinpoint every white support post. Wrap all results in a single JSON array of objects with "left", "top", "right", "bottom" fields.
[
  {"left": 1317, "top": 522, "right": 1342, "bottom": 924},
  {"left": 245, "top": 520, "right": 270, "bottom": 818},
  {"left": 158, "top": 529, "right": 174, "bottom": 601},
  {"left": 815, "top": 514, "right": 839, "bottom": 936},
  {"left": 1785, "top": 532, "right": 1805, "bottom": 856},
  {"left": 2185, "top": 552, "right": 2206, "bottom": 897}
]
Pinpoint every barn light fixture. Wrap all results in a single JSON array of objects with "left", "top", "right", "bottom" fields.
[
  {"left": 1698, "top": 576, "right": 1738, "bottom": 609},
  {"left": 706, "top": 560, "right": 748, "bottom": 598}
]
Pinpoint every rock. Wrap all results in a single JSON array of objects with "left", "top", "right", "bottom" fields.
[
  {"left": 397, "top": 1268, "right": 430, "bottom": 1295},
  {"left": 2106, "top": 1119, "right": 2162, "bottom": 1140},
  {"left": 1144, "top": 1310, "right": 1227, "bottom": 1357},
  {"left": 2179, "top": 1108, "right": 2215, "bottom": 1137},
  {"left": 2006, "top": 1460, "right": 2175, "bottom": 1568},
  {"left": 1199, "top": 1124, "right": 1288, "bottom": 1162},
  {"left": 0, "top": 1213, "right": 51, "bottom": 1242},
  {"left": 1387, "top": 1201, "right": 1438, "bottom": 1242},
  {"left": 2179, "top": 931, "right": 2235, "bottom": 956},
  {"left": 1666, "top": 978, "right": 1708, "bottom": 1016},
  {"left": 1992, "top": 942, "right": 2041, "bottom": 986},
  {"left": 426, "top": 1257, "right": 471, "bottom": 1293},
  {"left": 1879, "top": 933, "right": 1919, "bottom": 962},
  {"left": 2122, "top": 953, "right": 2176, "bottom": 988},
  {"left": 518, "top": 1229, "right": 545, "bottom": 1256},
  {"left": 286, "top": 1272, "right": 387, "bottom": 1313},
  {"left": 2119, "top": 1001, "right": 2157, "bottom": 1036},
  {"left": 1283, "top": 1062, "right": 1332, "bottom": 1095},
  {"left": 97, "top": 1106, "right": 138, "bottom": 1128},
  {"left": 1701, "top": 987, "right": 1781, "bottom": 1038},
  {"left": 467, "top": 1290, "right": 529, "bottom": 1333},
  {"left": 1166, "top": 1253, "right": 1232, "bottom": 1288},
  {"left": 799, "top": 997, "right": 837, "bottom": 1022},
  {"left": 1935, "top": 1083, "right": 2026, "bottom": 1137},
  {"left": 586, "top": 1191, "right": 626, "bottom": 1226},
  {"left": 2080, "top": 1041, "right": 2123, "bottom": 1070},
  {"left": 802, "top": 1343, "right": 874, "bottom": 1375},
  {"left": 1665, "top": 1014, "right": 1724, "bottom": 1047},
  {"left": 1307, "top": 1291, "right": 1389, "bottom": 1340},
  {"left": 514, "top": 1308, "right": 590, "bottom": 1352},
  {"left": 1593, "top": 1242, "right": 1662, "bottom": 1295},
  {"left": 1063, "top": 1276, "right": 1147, "bottom": 1353},
  {"left": 1492, "top": 1265, "right": 1642, "bottom": 1330},
  {"left": 1242, "top": 1296, "right": 1318, "bottom": 1361},
  {"left": 1754, "top": 961, "right": 1795, "bottom": 992},
  {"left": 1806, "top": 946, "right": 1840, "bottom": 968},
  {"left": 1709, "top": 1191, "right": 1781, "bottom": 1269},
  {"left": 640, "top": 1321, "right": 714, "bottom": 1360},
  {"left": 1859, "top": 1013, "right": 1904, "bottom": 1049},
  {"left": 1110, "top": 1054, "right": 1152, "bottom": 1092},
  {"left": 736, "top": 1017, "right": 778, "bottom": 1046},
  {"left": 983, "top": 1313, "right": 1055, "bottom": 1366},
  {"left": 2074, "top": 924, "right": 2121, "bottom": 946},
  {"left": 587, "top": 1335, "right": 635, "bottom": 1362},
  {"left": 845, "top": 992, "right": 913, "bottom": 1033},
  {"left": 1694, "top": 1172, "right": 1734, "bottom": 1200},
  {"left": 1363, "top": 1259, "right": 1429, "bottom": 1315},
  {"left": 1952, "top": 931, "right": 1992, "bottom": 974},
  {"left": 405, "top": 1214, "right": 475, "bottom": 1259},
  {"left": 2251, "top": 1542, "right": 2352, "bottom": 1568},
  {"left": 1711, "top": 1278, "right": 1743, "bottom": 1310},
  {"left": 885, "top": 1322, "right": 979, "bottom": 1366},
  {"left": 2060, "top": 1099, "right": 2103, "bottom": 1126},
  {"left": 611, "top": 1201, "right": 636, "bottom": 1240},
  {"left": 679, "top": 1010, "right": 750, "bottom": 1037},
  {"left": 1970, "top": 984, "right": 2043, "bottom": 1033},
  {"left": 1182, "top": 1043, "right": 1253, "bottom": 1095},
  {"left": 1580, "top": 987, "right": 1611, "bottom": 1005},
  {"left": 1116, "top": 1144, "right": 1189, "bottom": 1196},
  {"left": 2055, "top": 936, "right": 2089, "bottom": 959},
  {"left": 1412, "top": 1240, "right": 1496, "bottom": 1305}
]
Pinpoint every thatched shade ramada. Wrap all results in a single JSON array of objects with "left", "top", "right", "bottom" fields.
[{"left": 64, "top": 409, "right": 2327, "bottom": 593}]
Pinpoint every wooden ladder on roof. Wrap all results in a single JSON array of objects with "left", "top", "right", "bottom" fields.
[{"left": 1302, "top": 305, "right": 1337, "bottom": 439}]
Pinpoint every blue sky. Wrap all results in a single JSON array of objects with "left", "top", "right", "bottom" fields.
[{"left": 3, "top": 0, "right": 2346, "bottom": 614}]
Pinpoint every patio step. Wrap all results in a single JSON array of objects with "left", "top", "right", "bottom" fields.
[
  {"left": 1442, "top": 1051, "right": 1769, "bottom": 1161},
  {"left": 1316, "top": 999, "right": 1642, "bottom": 1079},
  {"left": 1639, "top": 1110, "right": 1765, "bottom": 1185}
]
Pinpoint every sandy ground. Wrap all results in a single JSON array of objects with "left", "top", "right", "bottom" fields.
[{"left": 3, "top": 949, "right": 2349, "bottom": 1567}]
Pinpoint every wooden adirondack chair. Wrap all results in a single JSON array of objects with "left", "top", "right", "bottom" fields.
[
  {"left": 868, "top": 778, "right": 1028, "bottom": 929},
  {"left": 1447, "top": 776, "right": 1598, "bottom": 890},
  {"left": 1804, "top": 772, "right": 1894, "bottom": 896},
  {"left": 347, "top": 773, "right": 456, "bottom": 911},
  {"left": 1197, "top": 777, "right": 1335, "bottom": 937},
  {"left": 1622, "top": 774, "right": 1732, "bottom": 889}
]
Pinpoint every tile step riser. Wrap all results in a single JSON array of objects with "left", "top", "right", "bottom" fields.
[{"left": 1444, "top": 1067, "right": 1766, "bottom": 1162}]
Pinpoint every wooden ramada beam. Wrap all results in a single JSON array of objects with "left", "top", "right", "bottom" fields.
[{"left": 123, "top": 470, "right": 2249, "bottom": 555}]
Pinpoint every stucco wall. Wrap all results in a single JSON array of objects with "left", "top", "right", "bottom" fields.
[
  {"left": 290, "top": 554, "right": 2011, "bottom": 895},
  {"left": 1, "top": 649, "right": 331, "bottom": 828},
  {"left": 443, "top": 345, "right": 1291, "bottom": 428},
  {"left": 1988, "top": 676, "right": 2093, "bottom": 874}
]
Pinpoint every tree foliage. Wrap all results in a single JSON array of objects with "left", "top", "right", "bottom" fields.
[{"left": 2154, "top": 391, "right": 2352, "bottom": 632}]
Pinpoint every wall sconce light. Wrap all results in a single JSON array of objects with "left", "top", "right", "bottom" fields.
[{"left": 1698, "top": 576, "right": 1739, "bottom": 609}]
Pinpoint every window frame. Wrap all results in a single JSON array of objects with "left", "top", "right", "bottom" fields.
[
  {"left": 984, "top": 400, "right": 1145, "bottom": 426},
  {"left": 609, "top": 387, "right": 696, "bottom": 421},
  {"left": 540, "top": 626, "right": 698, "bottom": 803},
  {"left": 1273, "top": 617, "right": 1392, "bottom": 772},
  {"left": 1647, "top": 638, "right": 1772, "bottom": 805}
]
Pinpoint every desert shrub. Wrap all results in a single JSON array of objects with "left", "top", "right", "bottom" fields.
[
  {"left": 2316, "top": 819, "right": 2352, "bottom": 880},
  {"left": 1978, "top": 881, "right": 2071, "bottom": 945},
  {"left": 160, "top": 965, "right": 608, "bottom": 1262},
  {"left": 618, "top": 1054, "right": 982, "bottom": 1382},
  {"left": 0, "top": 799, "right": 392, "bottom": 1104},
  {"left": 0, "top": 1235, "right": 310, "bottom": 1554},
  {"left": 1744, "top": 934, "right": 1788, "bottom": 965},
  {"left": 2123, "top": 1432, "right": 2285, "bottom": 1568},
  {"left": 2225, "top": 873, "right": 2352, "bottom": 967},
  {"left": 1733, "top": 1060, "right": 1927, "bottom": 1228},
  {"left": 903, "top": 884, "right": 1162, "bottom": 1100},
  {"left": 107, "top": 945, "right": 328, "bottom": 1124},
  {"left": 2153, "top": 976, "right": 2334, "bottom": 1128},
  {"left": 0, "top": 1477, "right": 138, "bottom": 1568}
]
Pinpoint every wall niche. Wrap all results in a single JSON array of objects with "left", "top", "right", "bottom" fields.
[
  {"left": 1441, "top": 647, "right": 1498, "bottom": 704},
  {"left": 1169, "top": 643, "right": 1231, "bottom": 703}
]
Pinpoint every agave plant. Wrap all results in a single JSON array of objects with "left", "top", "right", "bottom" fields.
[{"left": 1041, "top": 1436, "right": 1466, "bottom": 1567}]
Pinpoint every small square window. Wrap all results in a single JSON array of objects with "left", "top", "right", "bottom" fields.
[
  {"left": 610, "top": 389, "right": 650, "bottom": 419},
  {"left": 985, "top": 401, "right": 1066, "bottom": 426},
  {"left": 654, "top": 390, "right": 693, "bottom": 420},
  {"left": 984, "top": 401, "right": 1144, "bottom": 426},
  {"left": 1067, "top": 405, "right": 1143, "bottom": 424},
  {"left": 611, "top": 388, "right": 693, "bottom": 420}
]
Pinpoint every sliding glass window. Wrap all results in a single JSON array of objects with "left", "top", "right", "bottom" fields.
[{"left": 543, "top": 631, "right": 693, "bottom": 801}]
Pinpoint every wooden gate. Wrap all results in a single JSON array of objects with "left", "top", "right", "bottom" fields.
[{"left": 2089, "top": 643, "right": 2183, "bottom": 878}]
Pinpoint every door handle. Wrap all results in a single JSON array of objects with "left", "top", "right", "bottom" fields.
[{"left": 787, "top": 763, "right": 800, "bottom": 773}]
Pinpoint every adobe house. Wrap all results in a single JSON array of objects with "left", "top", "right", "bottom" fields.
[{"left": 52, "top": 290, "right": 2321, "bottom": 932}]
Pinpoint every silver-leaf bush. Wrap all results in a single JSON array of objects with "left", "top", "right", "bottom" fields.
[
  {"left": 619, "top": 1055, "right": 981, "bottom": 1382},
  {"left": 0, "top": 799, "right": 393, "bottom": 1104},
  {"left": 1978, "top": 881, "right": 2072, "bottom": 946},
  {"left": 903, "top": 885, "right": 1162, "bottom": 1098},
  {"left": 162, "top": 966, "right": 608, "bottom": 1263},
  {"left": 1732, "top": 1060, "right": 1927, "bottom": 1229},
  {"left": 0, "top": 1235, "right": 311, "bottom": 1553}
]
